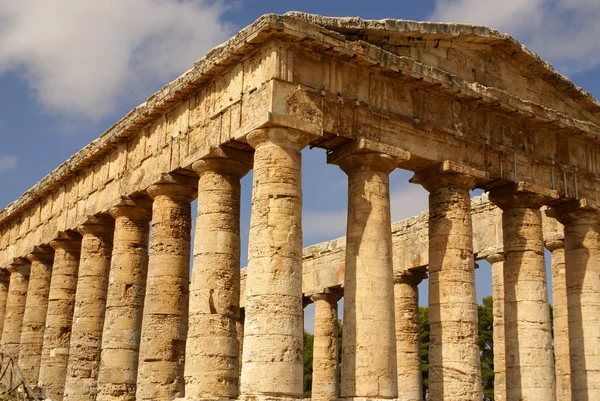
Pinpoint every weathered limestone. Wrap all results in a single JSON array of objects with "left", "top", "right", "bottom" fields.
[
  {"left": 394, "top": 270, "right": 425, "bottom": 401},
  {"left": 240, "top": 127, "right": 309, "bottom": 400},
  {"left": 0, "top": 259, "right": 30, "bottom": 361},
  {"left": 489, "top": 183, "right": 557, "bottom": 401},
  {"left": 97, "top": 199, "right": 151, "bottom": 401},
  {"left": 487, "top": 252, "right": 506, "bottom": 401},
  {"left": 330, "top": 142, "right": 399, "bottom": 399},
  {"left": 38, "top": 232, "right": 81, "bottom": 401},
  {"left": 0, "top": 269, "right": 9, "bottom": 340},
  {"left": 63, "top": 215, "right": 114, "bottom": 401},
  {"left": 412, "top": 162, "right": 484, "bottom": 401},
  {"left": 136, "top": 178, "right": 195, "bottom": 401},
  {"left": 311, "top": 291, "right": 342, "bottom": 401},
  {"left": 18, "top": 246, "right": 54, "bottom": 386},
  {"left": 551, "top": 199, "right": 600, "bottom": 400},
  {"left": 183, "top": 154, "right": 251, "bottom": 399},
  {"left": 546, "top": 237, "right": 572, "bottom": 401}
]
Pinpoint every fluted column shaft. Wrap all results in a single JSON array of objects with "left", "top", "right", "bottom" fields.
[
  {"left": 240, "top": 128, "right": 309, "bottom": 399},
  {"left": 19, "top": 248, "right": 54, "bottom": 386},
  {"left": 336, "top": 151, "right": 398, "bottom": 399},
  {"left": 184, "top": 157, "right": 250, "bottom": 399},
  {"left": 414, "top": 168, "right": 482, "bottom": 401},
  {"left": 136, "top": 181, "right": 194, "bottom": 401},
  {"left": 545, "top": 238, "right": 571, "bottom": 401},
  {"left": 311, "top": 292, "right": 341, "bottom": 401},
  {"left": 38, "top": 234, "right": 81, "bottom": 401},
  {"left": 490, "top": 184, "right": 556, "bottom": 401},
  {"left": 0, "top": 270, "right": 9, "bottom": 340},
  {"left": 63, "top": 216, "right": 114, "bottom": 401},
  {"left": 97, "top": 200, "right": 151, "bottom": 401},
  {"left": 487, "top": 253, "right": 506, "bottom": 401},
  {"left": 552, "top": 200, "right": 600, "bottom": 400},
  {"left": 1, "top": 260, "right": 30, "bottom": 361},
  {"left": 394, "top": 272, "right": 424, "bottom": 401}
]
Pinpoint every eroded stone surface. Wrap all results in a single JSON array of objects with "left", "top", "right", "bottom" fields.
[
  {"left": 1, "top": 260, "right": 30, "bottom": 361},
  {"left": 19, "top": 247, "right": 54, "bottom": 386},
  {"left": 136, "top": 181, "right": 194, "bottom": 401},
  {"left": 63, "top": 216, "right": 114, "bottom": 401},
  {"left": 38, "top": 233, "right": 81, "bottom": 401},
  {"left": 97, "top": 200, "right": 151, "bottom": 401}
]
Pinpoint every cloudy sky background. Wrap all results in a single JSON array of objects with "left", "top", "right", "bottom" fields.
[{"left": 1, "top": 0, "right": 599, "bottom": 332}]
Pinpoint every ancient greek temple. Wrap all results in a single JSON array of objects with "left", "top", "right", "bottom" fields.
[{"left": 0, "top": 12, "right": 598, "bottom": 401}]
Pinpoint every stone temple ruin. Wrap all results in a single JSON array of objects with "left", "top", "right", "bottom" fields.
[{"left": 0, "top": 11, "right": 599, "bottom": 401}]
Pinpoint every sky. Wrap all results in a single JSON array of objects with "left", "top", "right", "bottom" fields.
[{"left": 1, "top": 0, "right": 599, "bottom": 332}]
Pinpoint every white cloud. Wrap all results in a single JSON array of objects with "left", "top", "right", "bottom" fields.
[
  {"left": 0, "top": 155, "right": 17, "bottom": 175},
  {"left": 390, "top": 183, "right": 428, "bottom": 222},
  {"left": 0, "top": 0, "right": 231, "bottom": 122},
  {"left": 430, "top": 0, "right": 600, "bottom": 73}
]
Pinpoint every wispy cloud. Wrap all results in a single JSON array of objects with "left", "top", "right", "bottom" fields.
[
  {"left": 0, "top": 0, "right": 232, "bottom": 123},
  {"left": 430, "top": 0, "right": 600, "bottom": 73},
  {"left": 0, "top": 155, "right": 17, "bottom": 175}
]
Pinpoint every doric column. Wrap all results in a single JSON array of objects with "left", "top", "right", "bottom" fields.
[
  {"left": 136, "top": 178, "right": 195, "bottom": 401},
  {"left": 0, "top": 269, "right": 9, "bottom": 339},
  {"left": 411, "top": 162, "right": 484, "bottom": 401},
  {"left": 240, "top": 127, "right": 309, "bottom": 400},
  {"left": 394, "top": 270, "right": 425, "bottom": 401},
  {"left": 38, "top": 232, "right": 81, "bottom": 401},
  {"left": 237, "top": 308, "right": 245, "bottom": 380},
  {"left": 19, "top": 246, "right": 54, "bottom": 386},
  {"left": 486, "top": 252, "right": 506, "bottom": 401},
  {"left": 551, "top": 199, "right": 600, "bottom": 400},
  {"left": 97, "top": 198, "right": 151, "bottom": 401},
  {"left": 330, "top": 141, "right": 400, "bottom": 399},
  {"left": 489, "top": 182, "right": 557, "bottom": 401},
  {"left": 183, "top": 154, "right": 251, "bottom": 400},
  {"left": 63, "top": 215, "right": 114, "bottom": 401},
  {"left": 311, "top": 290, "right": 342, "bottom": 401},
  {"left": 0, "top": 258, "right": 30, "bottom": 361},
  {"left": 544, "top": 237, "right": 571, "bottom": 401}
]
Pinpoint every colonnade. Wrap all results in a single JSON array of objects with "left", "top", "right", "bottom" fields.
[{"left": 0, "top": 129, "right": 599, "bottom": 401}]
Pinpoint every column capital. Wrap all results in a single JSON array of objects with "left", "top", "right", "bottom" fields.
[
  {"left": 393, "top": 269, "right": 427, "bottom": 286},
  {"left": 49, "top": 231, "right": 82, "bottom": 252},
  {"left": 109, "top": 196, "right": 152, "bottom": 220},
  {"left": 27, "top": 245, "right": 55, "bottom": 264},
  {"left": 548, "top": 198, "right": 600, "bottom": 225},
  {"left": 77, "top": 214, "right": 115, "bottom": 236},
  {"left": 489, "top": 182, "right": 559, "bottom": 210},
  {"left": 544, "top": 237, "right": 565, "bottom": 252},
  {"left": 485, "top": 252, "right": 505, "bottom": 264},
  {"left": 311, "top": 288, "right": 343, "bottom": 304},
  {"left": 7, "top": 257, "right": 30, "bottom": 275},
  {"left": 247, "top": 127, "right": 310, "bottom": 151},
  {"left": 192, "top": 156, "right": 252, "bottom": 179},
  {"left": 147, "top": 173, "right": 197, "bottom": 201},
  {"left": 327, "top": 138, "right": 407, "bottom": 175},
  {"left": 410, "top": 160, "right": 488, "bottom": 192}
]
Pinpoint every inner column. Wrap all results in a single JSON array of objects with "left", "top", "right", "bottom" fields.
[
  {"left": 487, "top": 252, "right": 506, "bottom": 401},
  {"left": 38, "top": 232, "right": 82, "bottom": 401},
  {"left": 544, "top": 237, "right": 571, "bottom": 401},
  {"left": 0, "top": 269, "right": 9, "bottom": 339},
  {"left": 333, "top": 149, "right": 398, "bottom": 399},
  {"left": 183, "top": 154, "right": 251, "bottom": 399},
  {"left": 489, "top": 183, "right": 556, "bottom": 401},
  {"left": 63, "top": 215, "right": 114, "bottom": 401},
  {"left": 551, "top": 199, "right": 600, "bottom": 400},
  {"left": 411, "top": 162, "right": 483, "bottom": 401},
  {"left": 19, "top": 246, "right": 54, "bottom": 386},
  {"left": 0, "top": 258, "right": 30, "bottom": 361},
  {"left": 97, "top": 198, "right": 151, "bottom": 401},
  {"left": 136, "top": 178, "right": 195, "bottom": 401},
  {"left": 311, "top": 290, "right": 342, "bottom": 401},
  {"left": 394, "top": 270, "right": 425, "bottom": 401},
  {"left": 240, "top": 127, "right": 309, "bottom": 401}
]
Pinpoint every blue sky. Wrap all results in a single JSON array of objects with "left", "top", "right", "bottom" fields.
[{"left": 1, "top": 0, "right": 599, "bottom": 331}]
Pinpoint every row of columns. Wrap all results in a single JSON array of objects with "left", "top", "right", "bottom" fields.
[{"left": 0, "top": 127, "right": 599, "bottom": 401}]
